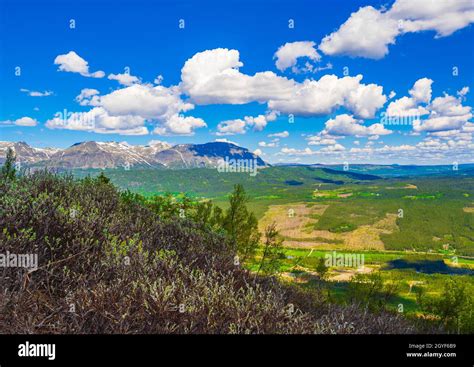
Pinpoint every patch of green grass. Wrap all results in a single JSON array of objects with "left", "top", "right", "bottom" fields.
[
  {"left": 403, "top": 193, "right": 443, "bottom": 200},
  {"left": 313, "top": 198, "right": 397, "bottom": 233},
  {"left": 281, "top": 236, "right": 344, "bottom": 244}
]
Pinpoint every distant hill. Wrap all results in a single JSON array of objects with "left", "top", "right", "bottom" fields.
[
  {"left": 320, "top": 167, "right": 380, "bottom": 181},
  {"left": 0, "top": 141, "right": 60, "bottom": 164},
  {"left": 0, "top": 141, "right": 267, "bottom": 170},
  {"left": 276, "top": 163, "right": 474, "bottom": 178},
  {"left": 2, "top": 141, "right": 473, "bottom": 175},
  {"left": 71, "top": 165, "right": 385, "bottom": 205}
]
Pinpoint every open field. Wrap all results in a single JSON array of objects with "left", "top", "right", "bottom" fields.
[
  {"left": 247, "top": 246, "right": 474, "bottom": 318},
  {"left": 258, "top": 202, "right": 398, "bottom": 250}
]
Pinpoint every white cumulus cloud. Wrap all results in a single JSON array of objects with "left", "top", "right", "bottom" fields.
[
  {"left": 108, "top": 72, "right": 140, "bottom": 86},
  {"left": 274, "top": 41, "right": 321, "bottom": 72},
  {"left": 323, "top": 114, "right": 391, "bottom": 137},
  {"left": 216, "top": 111, "right": 279, "bottom": 135},
  {"left": 153, "top": 114, "right": 207, "bottom": 136},
  {"left": 319, "top": 0, "right": 474, "bottom": 59},
  {"left": 180, "top": 48, "right": 296, "bottom": 104},
  {"left": 54, "top": 51, "right": 105, "bottom": 78},
  {"left": 268, "top": 74, "right": 386, "bottom": 119},
  {"left": 413, "top": 92, "right": 472, "bottom": 132},
  {"left": 320, "top": 6, "right": 399, "bottom": 59},
  {"left": 1, "top": 116, "right": 39, "bottom": 127},
  {"left": 45, "top": 107, "right": 148, "bottom": 135}
]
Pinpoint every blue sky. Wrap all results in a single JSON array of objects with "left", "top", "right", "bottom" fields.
[{"left": 1, "top": 0, "right": 473, "bottom": 164}]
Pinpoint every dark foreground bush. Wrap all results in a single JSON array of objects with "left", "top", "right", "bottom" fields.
[{"left": 0, "top": 171, "right": 418, "bottom": 334}]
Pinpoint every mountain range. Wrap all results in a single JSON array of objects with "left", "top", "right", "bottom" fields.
[{"left": 0, "top": 141, "right": 267, "bottom": 170}]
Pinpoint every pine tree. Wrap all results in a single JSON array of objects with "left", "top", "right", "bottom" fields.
[
  {"left": 223, "top": 184, "right": 260, "bottom": 261},
  {"left": 258, "top": 222, "right": 284, "bottom": 275},
  {"left": 316, "top": 257, "right": 329, "bottom": 280},
  {"left": 1, "top": 147, "right": 17, "bottom": 180},
  {"left": 96, "top": 171, "right": 110, "bottom": 184}
]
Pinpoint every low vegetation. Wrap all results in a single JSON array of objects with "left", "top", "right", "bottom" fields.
[{"left": 0, "top": 150, "right": 417, "bottom": 334}]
